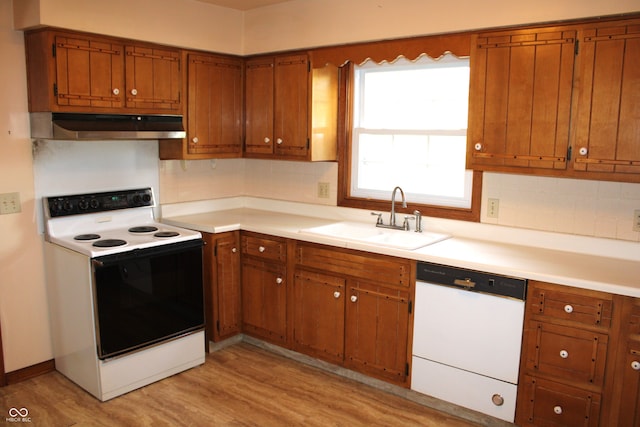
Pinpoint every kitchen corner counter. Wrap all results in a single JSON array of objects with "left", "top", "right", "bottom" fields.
[{"left": 162, "top": 204, "right": 640, "bottom": 298}]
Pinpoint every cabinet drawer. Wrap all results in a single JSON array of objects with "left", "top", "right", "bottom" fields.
[
  {"left": 528, "top": 281, "right": 613, "bottom": 329},
  {"left": 241, "top": 233, "right": 286, "bottom": 262},
  {"left": 524, "top": 321, "right": 608, "bottom": 387},
  {"left": 518, "top": 375, "right": 601, "bottom": 427},
  {"left": 295, "top": 243, "right": 411, "bottom": 287}
]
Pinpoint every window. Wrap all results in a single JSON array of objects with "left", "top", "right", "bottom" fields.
[{"left": 340, "top": 53, "right": 481, "bottom": 222}]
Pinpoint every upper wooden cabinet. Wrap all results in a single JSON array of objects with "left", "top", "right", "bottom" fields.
[
  {"left": 467, "top": 27, "right": 576, "bottom": 172},
  {"left": 244, "top": 54, "right": 338, "bottom": 161},
  {"left": 468, "top": 17, "right": 640, "bottom": 183},
  {"left": 572, "top": 22, "right": 640, "bottom": 177},
  {"left": 160, "top": 52, "right": 243, "bottom": 160},
  {"left": 25, "top": 29, "right": 181, "bottom": 115}
]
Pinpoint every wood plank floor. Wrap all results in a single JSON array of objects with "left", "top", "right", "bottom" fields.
[{"left": 1, "top": 343, "right": 491, "bottom": 426}]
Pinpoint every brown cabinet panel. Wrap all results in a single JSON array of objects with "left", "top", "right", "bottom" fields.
[
  {"left": 241, "top": 233, "right": 287, "bottom": 262},
  {"left": 518, "top": 375, "right": 602, "bottom": 427},
  {"left": 293, "top": 269, "right": 345, "bottom": 363},
  {"left": 468, "top": 29, "right": 575, "bottom": 171},
  {"left": 124, "top": 45, "right": 181, "bottom": 111},
  {"left": 245, "top": 57, "right": 275, "bottom": 155},
  {"left": 573, "top": 23, "right": 640, "bottom": 175},
  {"left": 273, "top": 55, "right": 309, "bottom": 158},
  {"left": 615, "top": 341, "right": 640, "bottom": 427},
  {"left": 344, "top": 280, "right": 410, "bottom": 384},
  {"left": 241, "top": 257, "right": 287, "bottom": 345}
]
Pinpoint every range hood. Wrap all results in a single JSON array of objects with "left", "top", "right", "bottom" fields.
[{"left": 30, "top": 112, "right": 186, "bottom": 140}]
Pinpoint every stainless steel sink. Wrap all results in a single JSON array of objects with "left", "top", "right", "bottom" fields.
[{"left": 299, "top": 221, "right": 449, "bottom": 250}]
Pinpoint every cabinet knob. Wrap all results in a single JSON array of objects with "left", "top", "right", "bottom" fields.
[
  {"left": 559, "top": 350, "right": 569, "bottom": 359},
  {"left": 474, "top": 143, "right": 482, "bottom": 151},
  {"left": 632, "top": 361, "right": 640, "bottom": 371},
  {"left": 564, "top": 304, "right": 573, "bottom": 314},
  {"left": 112, "top": 88, "right": 120, "bottom": 95},
  {"left": 264, "top": 137, "right": 270, "bottom": 144},
  {"left": 231, "top": 247, "right": 237, "bottom": 253},
  {"left": 130, "top": 88, "right": 138, "bottom": 96},
  {"left": 258, "top": 246, "right": 265, "bottom": 253},
  {"left": 553, "top": 406, "right": 563, "bottom": 415},
  {"left": 350, "top": 295, "right": 358, "bottom": 303},
  {"left": 333, "top": 291, "right": 341, "bottom": 299},
  {"left": 276, "top": 277, "right": 283, "bottom": 285},
  {"left": 579, "top": 147, "right": 588, "bottom": 156},
  {"left": 276, "top": 138, "right": 283, "bottom": 145},
  {"left": 491, "top": 394, "right": 504, "bottom": 406},
  {"left": 191, "top": 137, "right": 199, "bottom": 144}
]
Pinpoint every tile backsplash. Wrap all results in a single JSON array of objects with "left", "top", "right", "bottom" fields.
[{"left": 159, "top": 159, "right": 640, "bottom": 242}]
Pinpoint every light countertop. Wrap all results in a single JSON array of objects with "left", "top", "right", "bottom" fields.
[{"left": 162, "top": 200, "right": 640, "bottom": 298}]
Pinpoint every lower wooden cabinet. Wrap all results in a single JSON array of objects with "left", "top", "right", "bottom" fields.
[
  {"left": 516, "top": 280, "right": 639, "bottom": 426},
  {"left": 202, "top": 231, "right": 241, "bottom": 343}
]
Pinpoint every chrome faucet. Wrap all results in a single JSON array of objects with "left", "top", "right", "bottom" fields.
[{"left": 390, "top": 186, "right": 407, "bottom": 227}]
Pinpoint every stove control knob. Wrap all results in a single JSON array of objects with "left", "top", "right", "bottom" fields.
[
  {"left": 78, "top": 199, "right": 89, "bottom": 210},
  {"left": 63, "top": 200, "right": 73, "bottom": 211},
  {"left": 142, "top": 193, "right": 152, "bottom": 203},
  {"left": 90, "top": 199, "right": 100, "bottom": 209}
]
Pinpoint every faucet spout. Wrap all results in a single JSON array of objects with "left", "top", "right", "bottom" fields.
[{"left": 390, "top": 186, "right": 406, "bottom": 227}]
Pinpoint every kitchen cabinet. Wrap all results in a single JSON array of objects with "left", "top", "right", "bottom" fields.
[
  {"left": 571, "top": 21, "right": 640, "bottom": 178},
  {"left": 25, "top": 29, "right": 181, "bottom": 115},
  {"left": 515, "top": 281, "right": 623, "bottom": 426},
  {"left": 294, "top": 241, "right": 413, "bottom": 386},
  {"left": 202, "top": 231, "right": 241, "bottom": 343},
  {"left": 467, "top": 27, "right": 576, "bottom": 173},
  {"left": 244, "top": 54, "right": 338, "bottom": 161},
  {"left": 468, "top": 17, "right": 640, "bottom": 183},
  {"left": 241, "top": 232, "right": 288, "bottom": 346},
  {"left": 160, "top": 52, "right": 243, "bottom": 159}
]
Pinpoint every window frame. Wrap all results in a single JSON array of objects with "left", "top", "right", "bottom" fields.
[{"left": 337, "top": 61, "right": 482, "bottom": 222}]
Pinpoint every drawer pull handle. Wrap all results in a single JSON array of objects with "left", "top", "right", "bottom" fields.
[
  {"left": 276, "top": 277, "right": 283, "bottom": 285},
  {"left": 258, "top": 246, "right": 266, "bottom": 253},
  {"left": 231, "top": 247, "right": 237, "bottom": 253},
  {"left": 491, "top": 394, "right": 504, "bottom": 406},
  {"left": 333, "top": 291, "right": 341, "bottom": 299},
  {"left": 564, "top": 304, "right": 573, "bottom": 313},
  {"left": 553, "top": 405, "right": 563, "bottom": 415},
  {"left": 560, "top": 350, "right": 569, "bottom": 359},
  {"left": 632, "top": 361, "right": 640, "bottom": 371},
  {"left": 350, "top": 295, "right": 358, "bottom": 303}
]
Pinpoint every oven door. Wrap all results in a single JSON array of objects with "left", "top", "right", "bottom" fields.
[{"left": 92, "top": 239, "right": 204, "bottom": 360}]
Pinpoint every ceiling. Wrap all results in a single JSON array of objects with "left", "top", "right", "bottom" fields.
[{"left": 195, "top": 0, "right": 294, "bottom": 11}]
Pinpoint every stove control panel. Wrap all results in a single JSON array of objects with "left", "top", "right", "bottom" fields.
[{"left": 45, "top": 188, "right": 154, "bottom": 218}]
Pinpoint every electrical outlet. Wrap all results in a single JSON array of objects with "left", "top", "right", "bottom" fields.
[
  {"left": 0, "top": 192, "right": 21, "bottom": 215},
  {"left": 317, "top": 182, "right": 330, "bottom": 199},
  {"left": 487, "top": 198, "right": 499, "bottom": 218},
  {"left": 633, "top": 210, "right": 640, "bottom": 232}
]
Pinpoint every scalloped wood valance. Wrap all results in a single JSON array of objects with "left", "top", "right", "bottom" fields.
[{"left": 309, "top": 32, "right": 472, "bottom": 68}]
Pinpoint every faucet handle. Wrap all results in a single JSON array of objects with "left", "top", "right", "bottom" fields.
[
  {"left": 413, "top": 210, "right": 422, "bottom": 233},
  {"left": 370, "top": 212, "right": 383, "bottom": 225},
  {"left": 402, "top": 215, "right": 414, "bottom": 231}
]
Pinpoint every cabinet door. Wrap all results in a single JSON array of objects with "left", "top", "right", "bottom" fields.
[
  {"left": 293, "top": 269, "right": 345, "bottom": 363},
  {"left": 187, "top": 54, "right": 242, "bottom": 156},
  {"left": 54, "top": 34, "right": 124, "bottom": 109},
  {"left": 241, "top": 257, "right": 287, "bottom": 345},
  {"left": 124, "top": 44, "right": 181, "bottom": 112},
  {"left": 274, "top": 54, "right": 309, "bottom": 159},
  {"left": 468, "top": 29, "right": 575, "bottom": 171},
  {"left": 214, "top": 232, "right": 241, "bottom": 341},
  {"left": 344, "top": 280, "right": 410, "bottom": 384},
  {"left": 572, "top": 23, "right": 640, "bottom": 176},
  {"left": 245, "top": 57, "right": 275, "bottom": 155}
]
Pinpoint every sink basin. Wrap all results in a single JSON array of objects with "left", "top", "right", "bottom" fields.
[{"left": 299, "top": 221, "right": 450, "bottom": 250}]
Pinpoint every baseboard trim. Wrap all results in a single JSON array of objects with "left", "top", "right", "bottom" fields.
[{"left": 5, "top": 359, "right": 55, "bottom": 385}]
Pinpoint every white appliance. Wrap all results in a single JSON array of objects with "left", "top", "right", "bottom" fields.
[
  {"left": 43, "top": 188, "right": 205, "bottom": 401},
  {"left": 412, "top": 262, "right": 527, "bottom": 422}
]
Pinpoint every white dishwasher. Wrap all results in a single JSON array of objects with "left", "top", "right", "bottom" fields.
[{"left": 412, "top": 262, "right": 527, "bottom": 422}]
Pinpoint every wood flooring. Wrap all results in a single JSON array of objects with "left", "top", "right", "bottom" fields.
[{"left": 1, "top": 342, "right": 494, "bottom": 426}]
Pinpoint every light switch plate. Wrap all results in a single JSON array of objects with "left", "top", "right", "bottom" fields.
[{"left": 0, "top": 192, "right": 21, "bottom": 215}]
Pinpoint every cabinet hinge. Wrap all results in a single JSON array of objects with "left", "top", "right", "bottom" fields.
[
  {"left": 574, "top": 39, "right": 579, "bottom": 55},
  {"left": 307, "top": 138, "right": 310, "bottom": 149},
  {"left": 308, "top": 61, "right": 311, "bottom": 72},
  {"left": 408, "top": 300, "right": 412, "bottom": 314},
  {"left": 53, "top": 83, "right": 58, "bottom": 97},
  {"left": 567, "top": 146, "right": 572, "bottom": 161},
  {"left": 216, "top": 320, "right": 220, "bottom": 333},
  {"left": 405, "top": 363, "right": 410, "bottom": 376},
  {"left": 214, "top": 245, "right": 218, "bottom": 257},
  {"left": 52, "top": 43, "right": 56, "bottom": 58}
]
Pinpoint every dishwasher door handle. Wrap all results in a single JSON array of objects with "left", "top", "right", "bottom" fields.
[{"left": 453, "top": 278, "right": 476, "bottom": 288}]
